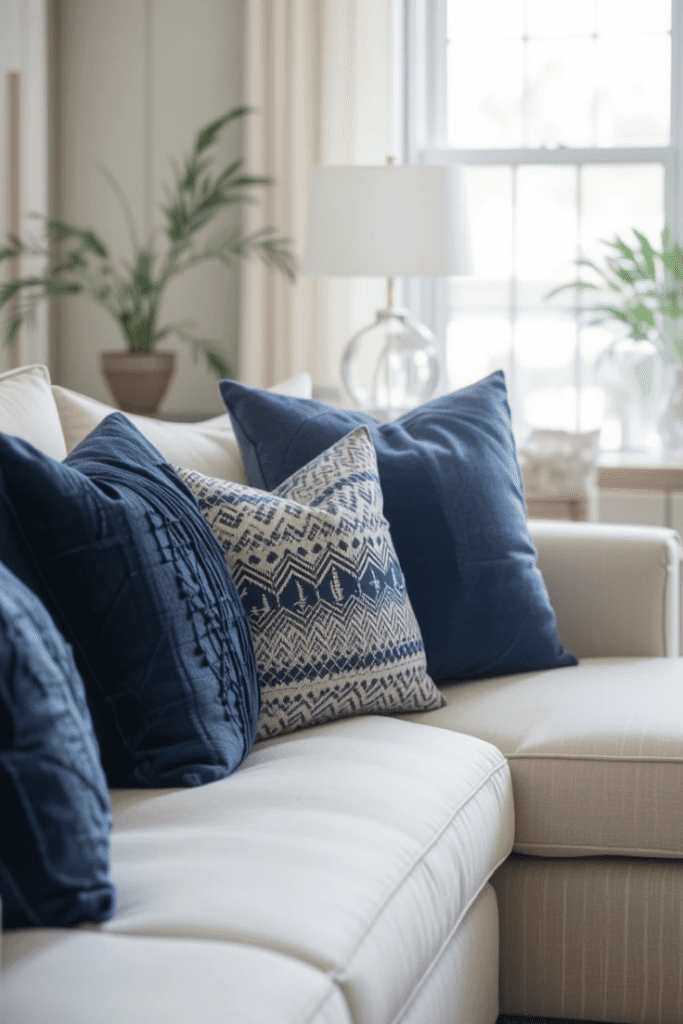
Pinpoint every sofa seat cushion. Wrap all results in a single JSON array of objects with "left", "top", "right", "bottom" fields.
[
  {"left": 104, "top": 716, "right": 513, "bottom": 1024},
  {"left": 0, "top": 930, "right": 352, "bottom": 1024},
  {"left": 406, "top": 656, "right": 683, "bottom": 858}
]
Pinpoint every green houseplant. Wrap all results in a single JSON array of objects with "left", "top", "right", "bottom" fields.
[
  {"left": 546, "top": 227, "right": 683, "bottom": 450},
  {"left": 545, "top": 227, "right": 683, "bottom": 360},
  {"left": 0, "top": 106, "right": 295, "bottom": 413}
]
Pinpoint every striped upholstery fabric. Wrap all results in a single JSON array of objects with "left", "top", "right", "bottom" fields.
[
  {"left": 405, "top": 657, "right": 683, "bottom": 858},
  {"left": 494, "top": 854, "right": 683, "bottom": 1024}
]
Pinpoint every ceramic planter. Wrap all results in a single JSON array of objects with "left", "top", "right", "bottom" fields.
[{"left": 100, "top": 351, "right": 176, "bottom": 417}]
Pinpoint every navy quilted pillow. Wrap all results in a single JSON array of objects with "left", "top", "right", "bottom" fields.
[
  {"left": 220, "top": 371, "right": 577, "bottom": 683},
  {"left": 0, "top": 561, "right": 115, "bottom": 928},
  {"left": 0, "top": 414, "right": 260, "bottom": 788}
]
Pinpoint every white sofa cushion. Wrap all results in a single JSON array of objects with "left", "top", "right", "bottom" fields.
[
  {"left": 406, "top": 657, "right": 683, "bottom": 858},
  {"left": 104, "top": 716, "right": 513, "bottom": 1024},
  {"left": 0, "top": 930, "right": 352, "bottom": 1024},
  {"left": 52, "top": 373, "right": 313, "bottom": 479},
  {"left": 0, "top": 364, "right": 67, "bottom": 460}
]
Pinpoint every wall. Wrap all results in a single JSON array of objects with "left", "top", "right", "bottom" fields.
[
  {"left": 52, "top": 0, "right": 244, "bottom": 415},
  {"left": 0, "top": 0, "right": 48, "bottom": 371}
]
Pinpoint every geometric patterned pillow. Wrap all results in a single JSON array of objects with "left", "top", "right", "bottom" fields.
[{"left": 175, "top": 426, "right": 445, "bottom": 740}]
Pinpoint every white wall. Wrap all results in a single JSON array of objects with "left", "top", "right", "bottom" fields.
[
  {"left": 52, "top": 0, "right": 244, "bottom": 415},
  {"left": 0, "top": 0, "right": 48, "bottom": 371}
]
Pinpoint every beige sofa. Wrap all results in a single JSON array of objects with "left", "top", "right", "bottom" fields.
[{"left": 1, "top": 365, "right": 682, "bottom": 1024}]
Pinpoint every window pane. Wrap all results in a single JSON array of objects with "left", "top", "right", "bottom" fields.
[
  {"left": 525, "top": 0, "right": 595, "bottom": 36},
  {"left": 525, "top": 38, "right": 596, "bottom": 147},
  {"left": 516, "top": 166, "right": 577, "bottom": 280},
  {"left": 448, "top": 0, "right": 524, "bottom": 41},
  {"left": 448, "top": 36, "right": 524, "bottom": 147},
  {"left": 515, "top": 314, "right": 577, "bottom": 432},
  {"left": 595, "top": 36, "right": 670, "bottom": 146},
  {"left": 447, "top": 0, "right": 671, "bottom": 148},
  {"left": 450, "top": 278, "right": 510, "bottom": 309},
  {"left": 460, "top": 166, "right": 513, "bottom": 277},
  {"left": 446, "top": 313, "right": 511, "bottom": 392},
  {"left": 596, "top": 0, "right": 671, "bottom": 35},
  {"left": 580, "top": 164, "right": 664, "bottom": 266}
]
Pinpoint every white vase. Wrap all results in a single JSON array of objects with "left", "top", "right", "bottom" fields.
[
  {"left": 657, "top": 362, "right": 683, "bottom": 455},
  {"left": 597, "top": 339, "right": 659, "bottom": 452}
]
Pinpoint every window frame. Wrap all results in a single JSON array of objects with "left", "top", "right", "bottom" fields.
[{"left": 400, "top": 0, "right": 683, "bottom": 428}]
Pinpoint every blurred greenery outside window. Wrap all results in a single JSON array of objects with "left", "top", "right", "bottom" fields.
[{"left": 405, "top": 0, "right": 677, "bottom": 448}]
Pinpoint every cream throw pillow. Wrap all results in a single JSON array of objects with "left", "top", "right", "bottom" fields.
[
  {"left": 176, "top": 426, "right": 445, "bottom": 740},
  {"left": 0, "top": 364, "right": 67, "bottom": 461},
  {"left": 53, "top": 374, "right": 312, "bottom": 480}
]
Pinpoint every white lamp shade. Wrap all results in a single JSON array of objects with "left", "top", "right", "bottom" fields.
[{"left": 303, "top": 164, "right": 472, "bottom": 278}]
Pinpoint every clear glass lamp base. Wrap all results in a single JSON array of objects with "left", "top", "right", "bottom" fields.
[{"left": 341, "top": 307, "right": 440, "bottom": 421}]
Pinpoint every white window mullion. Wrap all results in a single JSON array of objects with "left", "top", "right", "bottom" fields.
[
  {"left": 669, "top": 0, "right": 683, "bottom": 241},
  {"left": 423, "top": 147, "right": 673, "bottom": 166},
  {"left": 575, "top": 163, "right": 583, "bottom": 431},
  {"left": 509, "top": 164, "right": 519, "bottom": 432}
]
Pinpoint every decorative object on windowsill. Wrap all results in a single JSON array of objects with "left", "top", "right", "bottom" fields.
[
  {"left": 0, "top": 107, "right": 295, "bottom": 416},
  {"left": 519, "top": 428, "right": 600, "bottom": 494},
  {"left": 519, "top": 428, "right": 600, "bottom": 522},
  {"left": 303, "top": 160, "right": 472, "bottom": 420},
  {"left": 545, "top": 227, "right": 683, "bottom": 453}
]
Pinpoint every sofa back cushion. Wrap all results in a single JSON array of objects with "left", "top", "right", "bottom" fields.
[
  {"left": 0, "top": 365, "right": 67, "bottom": 460},
  {"left": 0, "top": 561, "right": 115, "bottom": 928},
  {"left": 52, "top": 373, "right": 313, "bottom": 480},
  {"left": 0, "top": 414, "right": 260, "bottom": 787}
]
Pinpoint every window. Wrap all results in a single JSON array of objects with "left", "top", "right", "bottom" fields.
[{"left": 402, "top": 0, "right": 681, "bottom": 448}]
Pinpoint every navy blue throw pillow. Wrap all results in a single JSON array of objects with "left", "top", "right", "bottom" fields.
[
  {"left": 0, "top": 560, "right": 115, "bottom": 928},
  {"left": 0, "top": 414, "right": 260, "bottom": 788},
  {"left": 220, "top": 371, "right": 577, "bottom": 683}
]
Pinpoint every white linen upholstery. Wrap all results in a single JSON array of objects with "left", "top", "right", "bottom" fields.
[
  {"left": 530, "top": 519, "right": 682, "bottom": 657},
  {"left": 0, "top": 364, "right": 67, "bottom": 460},
  {"left": 52, "top": 372, "right": 313, "bottom": 478},
  {"left": 407, "top": 657, "right": 683, "bottom": 858},
  {"left": 105, "top": 717, "right": 514, "bottom": 1024},
  {"left": 0, "top": 931, "right": 352, "bottom": 1024},
  {"left": 398, "top": 884, "right": 499, "bottom": 1024}
]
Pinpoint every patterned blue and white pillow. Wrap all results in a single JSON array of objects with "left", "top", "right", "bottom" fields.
[{"left": 175, "top": 426, "right": 445, "bottom": 740}]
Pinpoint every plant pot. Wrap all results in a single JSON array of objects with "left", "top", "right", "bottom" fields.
[{"left": 101, "top": 351, "right": 176, "bottom": 417}]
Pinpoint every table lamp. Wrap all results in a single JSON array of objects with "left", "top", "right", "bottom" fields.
[{"left": 303, "top": 161, "right": 472, "bottom": 419}]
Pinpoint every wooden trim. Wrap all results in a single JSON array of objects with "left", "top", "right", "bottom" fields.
[
  {"left": 597, "top": 465, "right": 683, "bottom": 492},
  {"left": 525, "top": 492, "right": 589, "bottom": 522},
  {"left": 7, "top": 71, "right": 21, "bottom": 369}
]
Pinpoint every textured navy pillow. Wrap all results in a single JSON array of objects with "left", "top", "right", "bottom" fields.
[
  {"left": 0, "top": 414, "right": 260, "bottom": 788},
  {"left": 0, "top": 560, "right": 115, "bottom": 928},
  {"left": 220, "top": 371, "right": 577, "bottom": 683}
]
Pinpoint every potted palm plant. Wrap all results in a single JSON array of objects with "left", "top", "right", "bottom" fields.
[
  {"left": 545, "top": 227, "right": 683, "bottom": 450},
  {"left": 0, "top": 106, "right": 295, "bottom": 415}
]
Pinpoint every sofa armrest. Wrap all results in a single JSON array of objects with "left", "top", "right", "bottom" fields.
[{"left": 528, "top": 520, "right": 682, "bottom": 658}]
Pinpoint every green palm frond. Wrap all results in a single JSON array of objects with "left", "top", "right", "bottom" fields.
[
  {"left": 545, "top": 227, "right": 683, "bottom": 359},
  {"left": 0, "top": 105, "right": 295, "bottom": 375}
]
